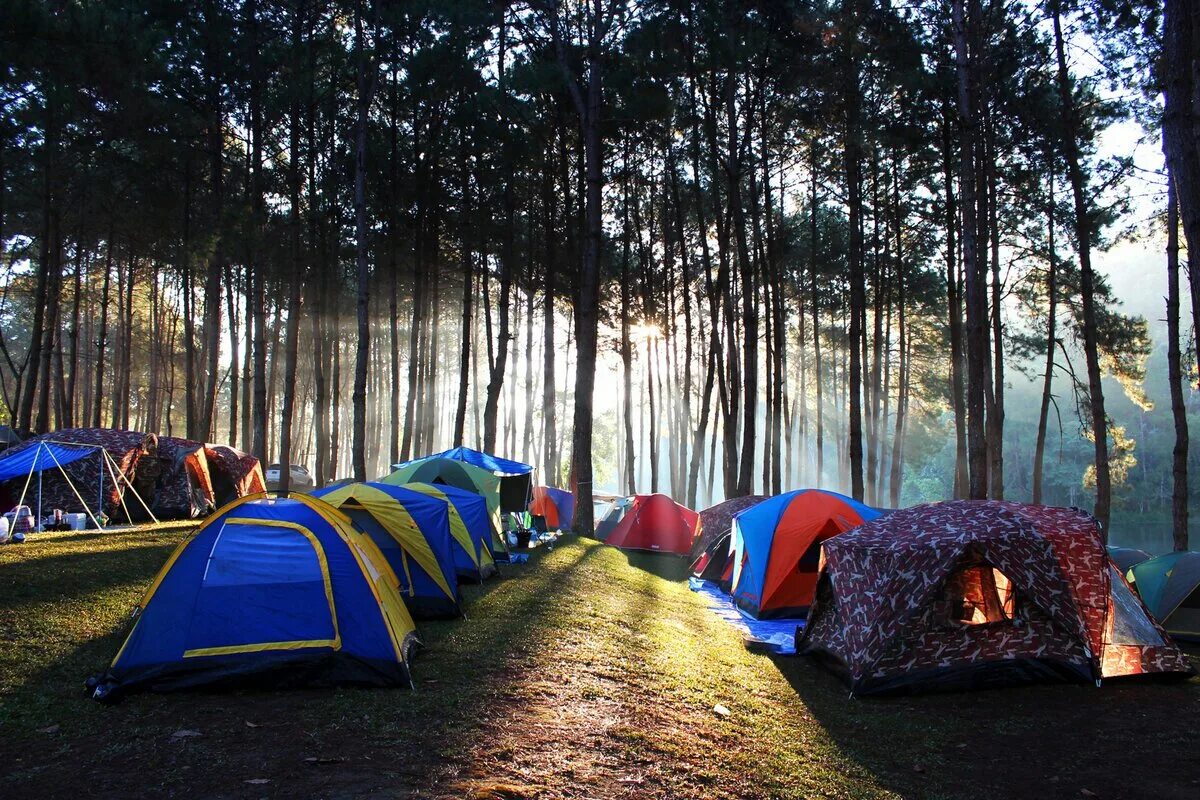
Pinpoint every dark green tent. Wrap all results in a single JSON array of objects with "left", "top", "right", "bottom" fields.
[
  {"left": 1107, "top": 545, "right": 1152, "bottom": 573},
  {"left": 1128, "top": 552, "right": 1200, "bottom": 641}
]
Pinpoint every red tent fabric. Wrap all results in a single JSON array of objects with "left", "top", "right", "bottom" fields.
[
  {"left": 800, "top": 500, "right": 1192, "bottom": 694},
  {"left": 204, "top": 444, "right": 266, "bottom": 503},
  {"left": 605, "top": 494, "right": 699, "bottom": 556}
]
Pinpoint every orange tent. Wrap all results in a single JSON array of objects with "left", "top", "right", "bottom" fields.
[
  {"left": 732, "top": 489, "right": 883, "bottom": 618},
  {"left": 605, "top": 493, "right": 699, "bottom": 556},
  {"left": 530, "top": 486, "right": 574, "bottom": 529}
]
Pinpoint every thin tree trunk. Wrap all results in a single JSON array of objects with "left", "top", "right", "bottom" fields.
[
  {"left": 351, "top": 0, "right": 378, "bottom": 481},
  {"left": 1053, "top": 2, "right": 1110, "bottom": 534},
  {"left": 954, "top": 0, "right": 988, "bottom": 500},
  {"left": 1166, "top": 177, "right": 1188, "bottom": 550},
  {"left": 1033, "top": 170, "right": 1057, "bottom": 506}
]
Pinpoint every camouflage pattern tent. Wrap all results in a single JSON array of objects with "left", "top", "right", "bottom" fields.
[
  {"left": 692, "top": 495, "right": 767, "bottom": 561},
  {"left": 800, "top": 501, "right": 1192, "bottom": 694},
  {"left": 1, "top": 429, "right": 263, "bottom": 521}
]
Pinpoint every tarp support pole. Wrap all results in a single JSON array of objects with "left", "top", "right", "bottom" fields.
[
  {"left": 44, "top": 445, "right": 105, "bottom": 532},
  {"left": 106, "top": 451, "right": 158, "bottom": 524},
  {"left": 36, "top": 457, "right": 43, "bottom": 531},
  {"left": 14, "top": 444, "right": 39, "bottom": 522}
]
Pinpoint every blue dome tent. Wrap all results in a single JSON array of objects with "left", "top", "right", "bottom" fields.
[
  {"left": 91, "top": 493, "right": 418, "bottom": 701},
  {"left": 400, "top": 482, "right": 499, "bottom": 577}
]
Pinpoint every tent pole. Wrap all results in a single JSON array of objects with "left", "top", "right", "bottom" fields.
[
  {"left": 15, "top": 443, "right": 39, "bottom": 517},
  {"left": 104, "top": 452, "right": 136, "bottom": 525},
  {"left": 44, "top": 446, "right": 105, "bottom": 532},
  {"left": 37, "top": 458, "right": 43, "bottom": 531},
  {"left": 106, "top": 451, "right": 159, "bottom": 524}
]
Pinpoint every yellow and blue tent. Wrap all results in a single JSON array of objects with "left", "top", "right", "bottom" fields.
[
  {"left": 312, "top": 482, "right": 462, "bottom": 619},
  {"left": 383, "top": 456, "right": 503, "bottom": 532},
  {"left": 400, "top": 481, "right": 501, "bottom": 575},
  {"left": 89, "top": 493, "right": 418, "bottom": 701}
]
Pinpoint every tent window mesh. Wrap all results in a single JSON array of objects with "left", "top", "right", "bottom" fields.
[
  {"left": 939, "top": 565, "right": 1016, "bottom": 626},
  {"left": 1108, "top": 569, "right": 1165, "bottom": 646}
]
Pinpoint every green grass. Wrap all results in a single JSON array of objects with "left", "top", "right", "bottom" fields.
[{"left": 1, "top": 530, "right": 1199, "bottom": 799}]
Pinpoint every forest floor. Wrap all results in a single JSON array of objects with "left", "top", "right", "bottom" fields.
[{"left": 1, "top": 527, "right": 1199, "bottom": 799}]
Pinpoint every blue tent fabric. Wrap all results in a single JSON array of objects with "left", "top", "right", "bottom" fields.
[
  {"left": 412, "top": 482, "right": 497, "bottom": 567},
  {"left": 732, "top": 490, "right": 887, "bottom": 619},
  {"left": 0, "top": 442, "right": 94, "bottom": 482},
  {"left": 93, "top": 496, "right": 416, "bottom": 700},
  {"left": 311, "top": 482, "right": 461, "bottom": 619},
  {"left": 544, "top": 486, "right": 575, "bottom": 529},
  {"left": 688, "top": 578, "right": 802, "bottom": 655},
  {"left": 396, "top": 446, "right": 532, "bottom": 476}
]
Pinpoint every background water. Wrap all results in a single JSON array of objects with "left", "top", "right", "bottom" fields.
[{"left": 1108, "top": 516, "right": 1200, "bottom": 556}]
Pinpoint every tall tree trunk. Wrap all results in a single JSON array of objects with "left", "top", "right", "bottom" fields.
[
  {"left": 726, "top": 85, "right": 758, "bottom": 496},
  {"left": 388, "top": 67, "right": 402, "bottom": 468},
  {"left": 92, "top": 237, "right": 113, "bottom": 428},
  {"left": 351, "top": 0, "right": 378, "bottom": 481},
  {"left": 483, "top": 10, "right": 513, "bottom": 455},
  {"left": 541, "top": 148, "right": 557, "bottom": 482},
  {"left": 565, "top": 3, "right": 606, "bottom": 533},
  {"left": 941, "top": 109, "right": 969, "bottom": 498},
  {"left": 453, "top": 160, "right": 474, "bottom": 447},
  {"left": 279, "top": 14, "right": 305, "bottom": 493},
  {"left": 953, "top": 0, "right": 988, "bottom": 500},
  {"left": 1163, "top": 0, "right": 1200, "bottom": 358},
  {"left": 1033, "top": 171, "right": 1058, "bottom": 506},
  {"left": 197, "top": 0, "right": 225, "bottom": 442},
  {"left": 986, "top": 117, "right": 1005, "bottom": 499},
  {"left": 1166, "top": 177, "right": 1189, "bottom": 551},
  {"left": 843, "top": 3, "right": 866, "bottom": 501},
  {"left": 1053, "top": 2, "right": 1110, "bottom": 534}
]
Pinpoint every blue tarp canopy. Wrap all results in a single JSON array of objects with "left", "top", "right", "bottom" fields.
[
  {"left": 395, "top": 446, "right": 532, "bottom": 476},
  {"left": 0, "top": 441, "right": 95, "bottom": 483}
]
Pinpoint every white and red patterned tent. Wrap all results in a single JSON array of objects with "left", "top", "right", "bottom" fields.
[{"left": 799, "top": 500, "right": 1192, "bottom": 694}]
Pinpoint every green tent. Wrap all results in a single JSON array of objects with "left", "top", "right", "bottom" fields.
[
  {"left": 1128, "top": 551, "right": 1200, "bottom": 642},
  {"left": 382, "top": 457, "right": 503, "bottom": 533}
]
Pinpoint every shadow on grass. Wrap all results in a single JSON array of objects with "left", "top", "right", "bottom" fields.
[
  {"left": 1, "top": 537, "right": 617, "bottom": 796},
  {"left": 0, "top": 538, "right": 178, "bottom": 607},
  {"left": 768, "top": 645, "right": 1200, "bottom": 799},
  {"left": 619, "top": 548, "right": 693, "bottom": 583}
]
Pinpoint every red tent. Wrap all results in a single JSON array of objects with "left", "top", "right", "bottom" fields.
[
  {"left": 605, "top": 493, "right": 699, "bottom": 556},
  {"left": 800, "top": 500, "right": 1192, "bottom": 694}
]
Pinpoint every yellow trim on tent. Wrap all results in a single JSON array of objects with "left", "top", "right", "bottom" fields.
[
  {"left": 182, "top": 638, "right": 340, "bottom": 658},
  {"left": 290, "top": 493, "right": 415, "bottom": 663},
  {"left": 318, "top": 483, "right": 455, "bottom": 599},
  {"left": 112, "top": 493, "right": 271, "bottom": 667},
  {"left": 383, "top": 460, "right": 504, "bottom": 532},
  {"left": 401, "top": 483, "right": 493, "bottom": 569},
  {"left": 221, "top": 516, "right": 341, "bottom": 650}
]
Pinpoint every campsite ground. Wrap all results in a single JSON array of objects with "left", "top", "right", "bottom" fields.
[{"left": 1, "top": 528, "right": 1198, "bottom": 800}]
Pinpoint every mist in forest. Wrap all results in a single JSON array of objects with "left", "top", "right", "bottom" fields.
[{"left": 2, "top": 1, "right": 1198, "bottom": 547}]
